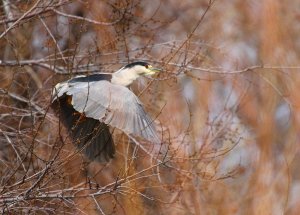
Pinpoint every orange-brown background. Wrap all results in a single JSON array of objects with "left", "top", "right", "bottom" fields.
[{"left": 0, "top": 0, "right": 299, "bottom": 214}]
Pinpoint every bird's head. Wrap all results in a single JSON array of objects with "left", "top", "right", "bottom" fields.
[{"left": 112, "top": 61, "right": 162, "bottom": 86}]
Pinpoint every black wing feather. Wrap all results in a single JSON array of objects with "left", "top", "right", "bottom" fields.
[
  {"left": 68, "top": 74, "right": 112, "bottom": 83},
  {"left": 52, "top": 95, "right": 115, "bottom": 162}
]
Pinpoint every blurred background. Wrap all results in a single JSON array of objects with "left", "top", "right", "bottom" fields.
[{"left": 0, "top": 0, "right": 299, "bottom": 214}]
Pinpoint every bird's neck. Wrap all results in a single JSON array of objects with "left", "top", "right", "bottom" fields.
[{"left": 111, "top": 68, "right": 141, "bottom": 86}]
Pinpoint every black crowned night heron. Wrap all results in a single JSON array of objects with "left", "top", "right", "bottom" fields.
[{"left": 52, "top": 62, "right": 161, "bottom": 162}]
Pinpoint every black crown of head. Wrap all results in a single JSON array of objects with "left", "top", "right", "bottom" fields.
[{"left": 124, "top": 61, "right": 149, "bottom": 69}]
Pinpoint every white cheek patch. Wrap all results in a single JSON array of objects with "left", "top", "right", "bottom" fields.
[{"left": 134, "top": 66, "right": 147, "bottom": 75}]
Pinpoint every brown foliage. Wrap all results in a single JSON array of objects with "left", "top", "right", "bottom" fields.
[{"left": 0, "top": 0, "right": 299, "bottom": 214}]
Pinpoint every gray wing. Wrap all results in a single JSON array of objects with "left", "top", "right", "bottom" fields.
[{"left": 54, "top": 80, "right": 160, "bottom": 143}]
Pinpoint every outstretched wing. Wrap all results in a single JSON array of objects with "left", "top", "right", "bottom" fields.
[
  {"left": 52, "top": 94, "right": 115, "bottom": 162},
  {"left": 54, "top": 79, "right": 160, "bottom": 144}
]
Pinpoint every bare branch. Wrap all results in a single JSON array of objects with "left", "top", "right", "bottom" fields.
[
  {"left": 51, "top": 8, "right": 122, "bottom": 26},
  {"left": 0, "top": 0, "right": 43, "bottom": 39}
]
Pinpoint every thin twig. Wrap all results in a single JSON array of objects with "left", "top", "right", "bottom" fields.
[
  {"left": 38, "top": 15, "right": 67, "bottom": 65},
  {"left": 0, "top": 129, "right": 26, "bottom": 171},
  {"left": 92, "top": 195, "right": 106, "bottom": 215},
  {"left": 51, "top": 8, "right": 122, "bottom": 26},
  {"left": 0, "top": 0, "right": 42, "bottom": 39}
]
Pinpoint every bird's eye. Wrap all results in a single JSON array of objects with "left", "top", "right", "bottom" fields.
[{"left": 146, "top": 64, "right": 153, "bottom": 69}]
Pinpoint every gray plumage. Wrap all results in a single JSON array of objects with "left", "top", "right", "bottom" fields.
[{"left": 52, "top": 62, "right": 161, "bottom": 162}]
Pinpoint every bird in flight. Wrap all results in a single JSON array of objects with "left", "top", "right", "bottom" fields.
[{"left": 52, "top": 62, "right": 162, "bottom": 162}]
